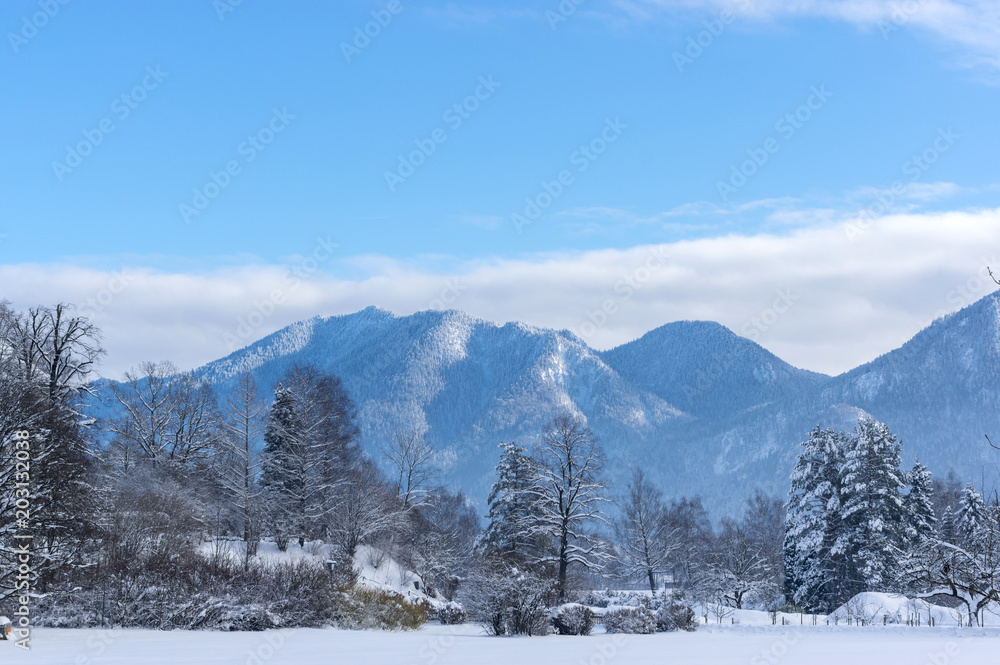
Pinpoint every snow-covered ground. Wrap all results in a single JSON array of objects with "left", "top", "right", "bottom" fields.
[{"left": 10, "top": 623, "right": 1000, "bottom": 665}]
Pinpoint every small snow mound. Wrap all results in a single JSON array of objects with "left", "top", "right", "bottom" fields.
[{"left": 830, "top": 593, "right": 963, "bottom": 625}]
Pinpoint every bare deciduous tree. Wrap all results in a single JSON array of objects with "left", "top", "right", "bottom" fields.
[
  {"left": 384, "top": 427, "right": 438, "bottom": 508},
  {"left": 535, "top": 414, "right": 610, "bottom": 599},
  {"left": 329, "top": 459, "right": 403, "bottom": 558},
  {"left": 614, "top": 468, "right": 678, "bottom": 593},
  {"left": 218, "top": 371, "right": 266, "bottom": 560}
]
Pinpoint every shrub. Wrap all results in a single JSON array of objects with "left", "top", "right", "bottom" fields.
[
  {"left": 579, "top": 590, "right": 648, "bottom": 608},
  {"left": 578, "top": 590, "right": 613, "bottom": 608},
  {"left": 333, "top": 588, "right": 428, "bottom": 631},
  {"left": 437, "top": 602, "right": 468, "bottom": 625},
  {"left": 462, "top": 560, "right": 553, "bottom": 636},
  {"left": 552, "top": 604, "right": 594, "bottom": 636},
  {"left": 604, "top": 607, "right": 657, "bottom": 634},
  {"left": 655, "top": 604, "right": 698, "bottom": 632}
]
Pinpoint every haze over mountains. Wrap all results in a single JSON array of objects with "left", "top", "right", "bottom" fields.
[{"left": 174, "top": 292, "right": 1000, "bottom": 516}]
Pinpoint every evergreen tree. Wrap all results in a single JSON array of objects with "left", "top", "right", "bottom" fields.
[
  {"left": 903, "top": 458, "right": 937, "bottom": 546},
  {"left": 259, "top": 365, "right": 360, "bottom": 550},
  {"left": 479, "top": 442, "right": 546, "bottom": 563},
  {"left": 784, "top": 426, "right": 845, "bottom": 612},
  {"left": 834, "top": 418, "right": 906, "bottom": 596},
  {"left": 940, "top": 505, "right": 957, "bottom": 543},
  {"left": 259, "top": 383, "right": 302, "bottom": 550},
  {"left": 956, "top": 483, "right": 987, "bottom": 546}
]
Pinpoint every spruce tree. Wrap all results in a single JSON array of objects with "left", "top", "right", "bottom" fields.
[
  {"left": 479, "top": 442, "right": 546, "bottom": 563},
  {"left": 259, "top": 383, "right": 302, "bottom": 550},
  {"left": 940, "top": 505, "right": 957, "bottom": 543},
  {"left": 784, "top": 426, "right": 844, "bottom": 612},
  {"left": 903, "top": 458, "right": 937, "bottom": 546},
  {"left": 259, "top": 365, "right": 360, "bottom": 550},
  {"left": 834, "top": 418, "right": 906, "bottom": 596},
  {"left": 956, "top": 483, "right": 987, "bottom": 546}
]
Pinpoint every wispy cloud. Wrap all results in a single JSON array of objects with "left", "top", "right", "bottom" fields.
[
  {"left": 4, "top": 206, "right": 999, "bottom": 379},
  {"left": 555, "top": 182, "right": 971, "bottom": 234},
  {"left": 626, "top": 0, "right": 1000, "bottom": 73}
]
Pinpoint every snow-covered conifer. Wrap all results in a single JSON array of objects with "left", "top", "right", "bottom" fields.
[
  {"left": 834, "top": 418, "right": 907, "bottom": 596},
  {"left": 903, "top": 458, "right": 937, "bottom": 546}
]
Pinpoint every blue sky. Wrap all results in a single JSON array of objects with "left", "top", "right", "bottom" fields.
[{"left": 2, "top": 0, "right": 999, "bottom": 377}]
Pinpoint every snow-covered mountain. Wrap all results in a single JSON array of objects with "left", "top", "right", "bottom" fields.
[{"left": 177, "top": 293, "right": 1000, "bottom": 516}]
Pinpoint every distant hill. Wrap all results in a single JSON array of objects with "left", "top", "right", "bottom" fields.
[{"left": 101, "top": 293, "right": 1000, "bottom": 516}]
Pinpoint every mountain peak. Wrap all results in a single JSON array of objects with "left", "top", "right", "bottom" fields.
[{"left": 600, "top": 318, "right": 826, "bottom": 420}]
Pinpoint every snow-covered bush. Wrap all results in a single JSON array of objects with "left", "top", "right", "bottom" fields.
[
  {"left": 332, "top": 588, "right": 428, "bottom": 631},
  {"left": 461, "top": 560, "right": 553, "bottom": 636},
  {"left": 578, "top": 590, "right": 614, "bottom": 608},
  {"left": 655, "top": 604, "right": 698, "bottom": 632},
  {"left": 437, "top": 602, "right": 468, "bottom": 625},
  {"left": 603, "top": 607, "right": 657, "bottom": 634},
  {"left": 552, "top": 604, "right": 595, "bottom": 635},
  {"left": 578, "top": 590, "right": 648, "bottom": 608}
]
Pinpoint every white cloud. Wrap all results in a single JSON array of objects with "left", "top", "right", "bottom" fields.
[
  {"left": 2, "top": 207, "right": 998, "bottom": 379},
  {"left": 628, "top": 0, "right": 1000, "bottom": 72}
]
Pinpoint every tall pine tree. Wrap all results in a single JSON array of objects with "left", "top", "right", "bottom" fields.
[
  {"left": 834, "top": 418, "right": 906, "bottom": 596},
  {"left": 903, "top": 458, "right": 937, "bottom": 546},
  {"left": 940, "top": 505, "right": 957, "bottom": 543},
  {"left": 259, "top": 383, "right": 303, "bottom": 550},
  {"left": 956, "top": 483, "right": 987, "bottom": 546},
  {"left": 784, "top": 426, "right": 845, "bottom": 612},
  {"left": 478, "top": 442, "right": 546, "bottom": 564}
]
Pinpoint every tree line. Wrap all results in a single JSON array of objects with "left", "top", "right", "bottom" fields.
[
  {"left": 3, "top": 299, "right": 997, "bottom": 632},
  {"left": 784, "top": 420, "right": 1000, "bottom": 625}
]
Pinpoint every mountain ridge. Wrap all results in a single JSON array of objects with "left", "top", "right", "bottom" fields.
[{"left": 114, "top": 292, "right": 1000, "bottom": 516}]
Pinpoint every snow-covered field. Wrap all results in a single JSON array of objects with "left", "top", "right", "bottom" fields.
[{"left": 10, "top": 623, "right": 1000, "bottom": 665}]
